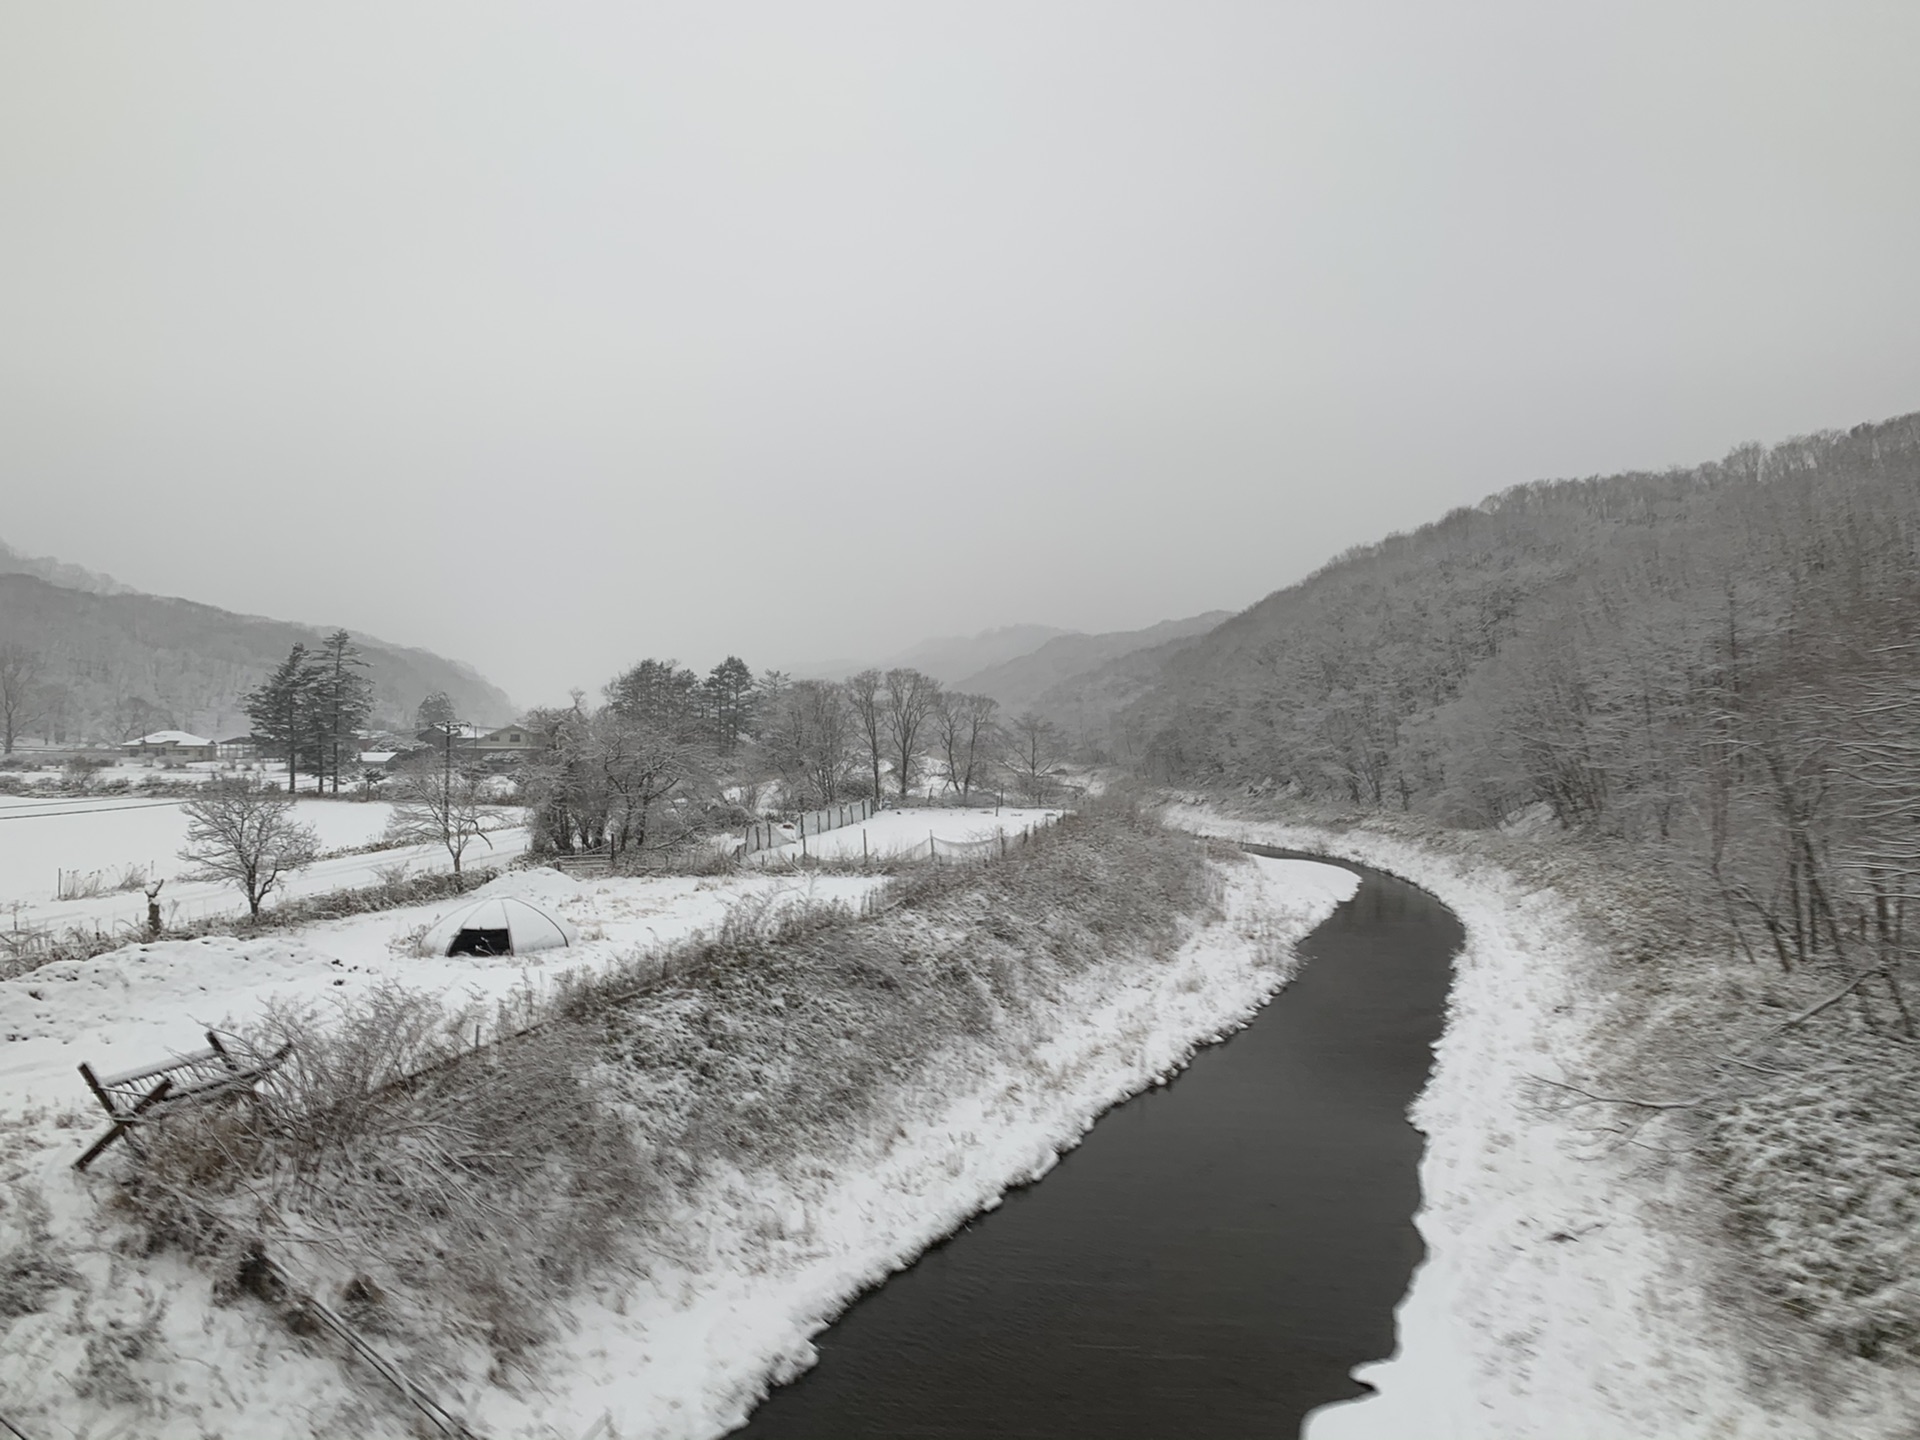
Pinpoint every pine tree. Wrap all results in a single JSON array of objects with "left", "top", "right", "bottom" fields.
[
  {"left": 313, "top": 630, "right": 375, "bottom": 793},
  {"left": 416, "top": 691, "right": 457, "bottom": 732},
  {"left": 244, "top": 645, "right": 318, "bottom": 794},
  {"left": 703, "top": 655, "right": 755, "bottom": 755}
]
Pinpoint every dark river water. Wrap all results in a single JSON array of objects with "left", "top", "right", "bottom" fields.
[{"left": 733, "top": 850, "right": 1462, "bottom": 1440}]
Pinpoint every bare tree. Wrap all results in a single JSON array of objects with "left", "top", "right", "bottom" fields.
[
  {"left": 764, "top": 679, "right": 854, "bottom": 806},
  {"left": 846, "top": 668, "right": 887, "bottom": 799},
  {"left": 934, "top": 690, "right": 1000, "bottom": 802},
  {"left": 518, "top": 697, "right": 601, "bottom": 854},
  {"left": 1003, "top": 710, "right": 1067, "bottom": 804},
  {"left": 384, "top": 764, "right": 498, "bottom": 879},
  {"left": 595, "top": 709, "right": 699, "bottom": 857},
  {"left": 0, "top": 641, "right": 43, "bottom": 755},
  {"left": 884, "top": 667, "right": 941, "bottom": 798},
  {"left": 178, "top": 781, "right": 321, "bottom": 917}
]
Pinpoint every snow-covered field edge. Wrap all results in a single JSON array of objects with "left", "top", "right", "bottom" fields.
[{"left": 1167, "top": 805, "right": 1911, "bottom": 1440}]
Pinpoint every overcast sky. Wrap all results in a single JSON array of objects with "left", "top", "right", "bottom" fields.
[{"left": 5, "top": 2, "right": 1919, "bottom": 706}]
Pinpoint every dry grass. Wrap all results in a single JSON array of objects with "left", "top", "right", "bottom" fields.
[{"left": 127, "top": 984, "right": 647, "bottom": 1373}]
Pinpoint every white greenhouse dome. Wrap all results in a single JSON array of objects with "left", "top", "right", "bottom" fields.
[{"left": 422, "top": 896, "right": 575, "bottom": 957}]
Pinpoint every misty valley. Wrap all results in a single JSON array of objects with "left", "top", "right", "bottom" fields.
[{"left": 6, "top": 9, "right": 1920, "bottom": 1439}]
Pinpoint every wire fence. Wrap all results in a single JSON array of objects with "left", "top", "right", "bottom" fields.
[
  {"left": 740, "top": 798, "right": 875, "bottom": 856},
  {"left": 748, "top": 810, "right": 1062, "bottom": 869}
]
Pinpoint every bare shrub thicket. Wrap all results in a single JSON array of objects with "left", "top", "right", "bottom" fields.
[
  {"left": 129, "top": 984, "right": 646, "bottom": 1373},
  {"left": 121, "top": 805, "right": 1219, "bottom": 1386}
]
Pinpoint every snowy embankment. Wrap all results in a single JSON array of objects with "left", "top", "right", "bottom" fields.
[
  {"left": 0, "top": 867, "right": 886, "bottom": 1438},
  {"left": 473, "top": 851, "right": 1357, "bottom": 1440},
  {"left": 0, "top": 821, "right": 1356, "bottom": 1440},
  {"left": 1167, "top": 806, "right": 1911, "bottom": 1440}
]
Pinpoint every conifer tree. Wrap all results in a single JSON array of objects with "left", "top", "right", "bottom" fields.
[
  {"left": 244, "top": 644, "right": 318, "bottom": 793},
  {"left": 313, "top": 629, "right": 375, "bottom": 793}
]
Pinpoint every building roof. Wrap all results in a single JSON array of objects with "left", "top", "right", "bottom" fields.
[{"left": 125, "top": 730, "right": 213, "bottom": 748}]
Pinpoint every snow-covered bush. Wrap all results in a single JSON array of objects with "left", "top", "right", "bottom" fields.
[{"left": 1705, "top": 1030, "right": 1920, "bottom": 1362}]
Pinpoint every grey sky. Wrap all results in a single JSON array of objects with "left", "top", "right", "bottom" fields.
[{"left": 5, "top": 2, "right": 1919, "bottom": 707}]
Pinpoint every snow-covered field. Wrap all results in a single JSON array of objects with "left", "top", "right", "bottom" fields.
[
  {"left": 745, "top": 804, "right": 1060, "bottom": 865},
  {"left": 0, "top": 841, "right": 1357, "bottom": 1440},
  {"left": 0, "top": 866, "right": 881, "bottom": 1131},
  {"left": 1167, "top": 807, "right": 1916, "bottom": 1440},
  {"left": 0, "top": 792, "right": 526, "bottom": 930}
]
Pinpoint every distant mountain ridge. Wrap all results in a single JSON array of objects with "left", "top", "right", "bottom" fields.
[
  {"left": 0, "top": 539, "right": 137, "bottom": 597},
  {"left": 0, "top": 545, "right": 514, "bottom": 743},
  {"left": 954, "top": 612, "right": 1231, "bottom": 715},
  {"left": 787, "top": 616, "right": 1233, "bottom": 711},
  {"left": 789, "top": 623, "right": 1076, "bottom": 685}
]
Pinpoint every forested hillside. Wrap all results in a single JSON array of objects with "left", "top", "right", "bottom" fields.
[
  {"left": 0, "top": 571, "right": 513, "bottom": 743},
  {"left": 1136, "top": 413, "right": 1920, "bottom": 1363},
  {"left": 1136, "top": 414, "right": 1918, "bottom": 873}
]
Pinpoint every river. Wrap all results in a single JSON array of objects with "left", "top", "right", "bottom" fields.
[{"left": 732, "top": 850, "right": 1462, "bottom": 1438}]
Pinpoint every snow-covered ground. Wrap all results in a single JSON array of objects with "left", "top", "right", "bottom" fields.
[
  {"left": 0, "top": 866, "right": 880, "bottom": 1130},
  {"left": 0, "top": 845, "right": 1357, "bottom": 1440},
  {"left": 745, "top": 804, "right": 1060, "bottom": 865},
  {"left": 1167, "top": 807, "right": 1916, "bottom": 1440},
  {"left": 0, "top": 791, "right": 526, "bottom": 930},
  {"left": 1, "top": 758, "right": 298, "bottom": 790}
]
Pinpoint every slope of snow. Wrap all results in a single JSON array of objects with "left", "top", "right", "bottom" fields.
[{"left": 1166, "top": 807, "right": 1914, "bottom": 1440}]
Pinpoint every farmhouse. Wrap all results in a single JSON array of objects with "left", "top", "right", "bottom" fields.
[
  {"left": 476, "top": 724, "right": 538, "bottom": 757},
  {"left": 398, "top": 721, "right": 541, "bottom": 768},
  {"left": 122, "top": 730, "right": 216, "bottom": 761}
]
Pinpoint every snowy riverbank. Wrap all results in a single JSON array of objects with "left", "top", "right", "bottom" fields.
[
  {"left": 466, "top": 852, "right": 1359, "bottom": 1439},
  {"left": 1169, "top": 807, "right": 1914, "bottom": 1440},
  {"left": 1, "top": 827, "right": 1358, "bottom": 1439}
]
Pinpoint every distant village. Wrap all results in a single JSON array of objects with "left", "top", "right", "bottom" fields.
[{"left": 113, "top": 720, "right": 537, "bottom": 777}]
